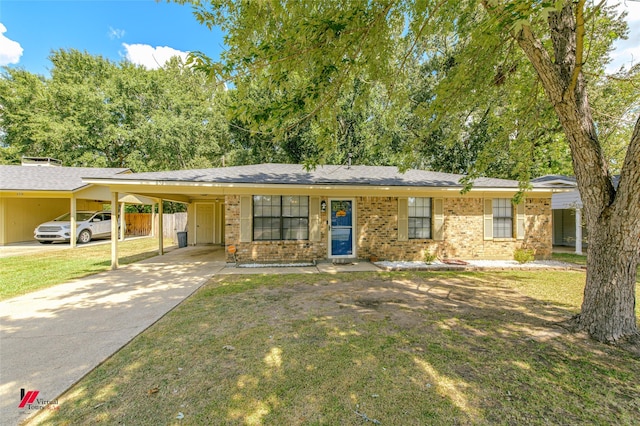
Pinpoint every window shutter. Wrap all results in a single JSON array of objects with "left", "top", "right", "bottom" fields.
[
  {"left": 516, "top": 201, "right": 525, "bottom": 240},
  {"left": 398, "top": 198, "right": 408, "bottom": 241},
  {"left": 309, "top": 196, "right": 321, "bottom": 242},
  {"left": 484, "top": 199, "right": 493, "bottom": 240},
  {"left": 239, "top": 196, "right": 252, "bottom": 243},
  {"left": 433, "top": 198, "right": 444, "bottom": 241}
]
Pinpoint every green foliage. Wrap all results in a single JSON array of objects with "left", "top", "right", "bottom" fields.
[
  {"left": 423, "top": 251, "right": 438, "bottom": 264},
  {"left": 513, "top": 248, "right": 535, "bottom": 264},
  {"left": 0, "top": 50, "right": 231, "bottom": 170},
  {"left": 0, "top": 70, "right": 50, "bottom": 162},
  {"left": 170, "top": 0, "right": 633, "bottom": 181},
  {"left": 123, "top": 201, "right": 187, "bottom": 214},
  {"left": 2, "top": 1, "right": 635, "bottom": 185},
  {"left": 222, "top": 74, "right": 411, "bottom": 167},
  {"left": 588, "top": 65, "right": 640, "bottom": 174}
]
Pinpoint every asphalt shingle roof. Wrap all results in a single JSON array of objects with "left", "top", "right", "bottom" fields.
[
  {"left": 532, "top": 174, "right": 620, "bottom": 189},
  {"left": 86, "top": 163, "right": 552, "bottom": 189},
  {"left": 531, "top": 175, "right": 577, "bottom": 185},
  {"left": 0, "top": 166, "right": 129, "bottom": 191}
]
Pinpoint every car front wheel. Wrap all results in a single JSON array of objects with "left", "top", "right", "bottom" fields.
[{"left": 77, "top": 229, "right": 92, "bottom": 244}]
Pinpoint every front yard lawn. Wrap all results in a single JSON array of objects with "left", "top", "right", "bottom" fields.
[
  {"left": 0, "top": 238, "right": 171, "bottom": 300},
  {"left": 551, "top": 251, "right": 588, "bottom": 265},
  {"left": 551, "top": 252, "right": 640, "bottom": 283},
  {"left": 30, "top": 270, "right": 640, "bottom": 425}
]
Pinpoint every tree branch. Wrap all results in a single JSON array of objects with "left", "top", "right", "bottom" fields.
[
  {"left": 584, "top": 0, "right": 607, "bottom": 22},
  {"left": 514, "top": 25, "right": 566, "bottom": 107},
  {"left": 280, "top": 2, "right": 398, "bottom": 135},
  {"left": 615, "top": 113, "right": 640, "bottom": 213},
  {"left": 398, "top": 0, "right": 448, "bottom": 74},
  {"left": 483, "top": 0, "right": 615, "bottom": 224},
  {"left": 567, "top": 0, "right": 586, "bottom": 96}
]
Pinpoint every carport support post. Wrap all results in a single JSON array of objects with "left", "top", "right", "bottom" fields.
[
  {"left": 575, "top": 207, "right": 583, "bottom": 255},
  {"left": 111, "top": 191, "right": 119, "bottom": 269},
  {"left": 158, "top": 199, "right": 164, "bottom": 255},
  {"left": 150, "top": 208, "right": 155, "bottom": 237},
  {"left": 70, "top": 195, "right": 77, "bottom": 249},
  {"left": 119, "top": 202, "right": 126, "bottom": 241}
]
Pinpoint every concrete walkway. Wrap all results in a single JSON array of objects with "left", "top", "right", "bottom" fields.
[
  {"left": 0, "top": 246, "right": 226, "bottom": 426},
  {"left": 218, "top": 260, "right": 380, "bottom": 275}
]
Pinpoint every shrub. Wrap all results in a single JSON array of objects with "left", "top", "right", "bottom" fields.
[
  {"left": 514, "top": 248, "right": 535, "bottom": 264},
  {"left": 423, "top": 252, "right": 438, "bottom": 264}
]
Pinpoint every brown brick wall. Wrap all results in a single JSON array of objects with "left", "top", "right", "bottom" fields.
[
  {"left": 356, "top": 196, "right": 436, "bottom": 261},
  {"left": 224, "top": 195, "right": 328, "bottom": 263},
  {"left": 223, "top": 195, "right": 552, "bottom": 262},
  {"left": 478, "top": 198, "right": 552, "bottom": 259},
  {"left": 523, "top": 197, "right": 553, "bottom": 257},
  {"left": 440, "top": 197, "right": 484, "bottom": 259}
]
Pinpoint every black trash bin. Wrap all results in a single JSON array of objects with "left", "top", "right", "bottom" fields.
[{"left": 177, "top": 231, "right": 187, "bottom": 248}]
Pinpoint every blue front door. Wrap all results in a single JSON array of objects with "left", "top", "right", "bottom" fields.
[{"left": 330, "top": 200, "right": 354, "bottom": 257}]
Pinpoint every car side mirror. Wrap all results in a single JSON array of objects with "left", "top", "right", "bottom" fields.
[{"left": 93, "top": 218, "right": 102, "bottom": 222}]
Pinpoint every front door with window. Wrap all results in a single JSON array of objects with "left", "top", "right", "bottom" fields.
[{"left": 329, "top": 199, "right": 355, "bottom": 258}]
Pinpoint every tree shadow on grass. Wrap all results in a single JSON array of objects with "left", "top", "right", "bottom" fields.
[{"left": 31, "top": 271, "right": 640, "bottom": 425}]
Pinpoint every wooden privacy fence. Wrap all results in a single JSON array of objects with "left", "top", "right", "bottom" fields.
[
  {"left": 124, "top": 213, "right": 188, "bottom": 238},
  {"left": 125, "top": 213, "right": 152, "bottom": 236},
  {"left": 163, "top": 212, "right": 188, "bottom": 239}
]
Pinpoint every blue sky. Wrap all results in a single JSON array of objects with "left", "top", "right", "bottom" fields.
[
  {"left": 0, "top": 0, "right": 225, "bottom": 75},
  {"left": 0, "top": 0, "right": 638, "bottom": 76}
]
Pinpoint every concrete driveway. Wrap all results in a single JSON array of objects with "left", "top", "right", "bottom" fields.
[{"left": 0, "top": 246, "right": 225, "bottom": 426}]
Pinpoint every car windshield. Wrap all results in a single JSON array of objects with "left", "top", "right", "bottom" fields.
[{"left": 54, "top": 212, "right": 95, "bottom": 222}]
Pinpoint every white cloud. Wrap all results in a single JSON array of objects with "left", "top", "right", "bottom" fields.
[
  {"left": 108, "top": 27, "right": 125, "bottom": 40},
  {"left": 0, "top": 23, "right": 23, "bottom": 66},
  {"left": 609, "top": 42, "right": 640, "bottom": 72},
  {"left": 607, "top": 0, "right": 640, "bottom": 73},
  {"left": 122, "top": 43, "right": 189, "bottom": 69}
]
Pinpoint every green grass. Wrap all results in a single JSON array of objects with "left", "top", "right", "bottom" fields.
[
  {"left": 551, "top": 252, "right": 588, "bottom": 265},
  {"left": 0, "top": 238, "right": 171, "bottom": 300},
  {"left": 30, "top": 271, "right": 640, "bottom": 426},
  {"left": 552, "top": 252, "right": 640, "bottom": 283}
]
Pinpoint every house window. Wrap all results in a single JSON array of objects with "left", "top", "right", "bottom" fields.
[
  {"left": 282, "top": 196, "right": 309, "bottom": 240},
  {"left": 408, "top": 197, "right": 432, "bottom": 239},
  {"left": 493, "top": 198, "right": 513, "bottom": 238},
  {"left": 253, "top": 195, "right": 309, "bottom": 241}
]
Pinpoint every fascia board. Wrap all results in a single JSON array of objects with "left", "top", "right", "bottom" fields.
[{"left": 82, "top": 177, "right": 555, "bottom": 194}]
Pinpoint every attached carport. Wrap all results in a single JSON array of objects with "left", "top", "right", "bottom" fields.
[
  {"left": 0, "top": 164, "right": 151, "bottom": 248},
  {"left": 82, "top": 174, "right": 226, "bottom": 269}
]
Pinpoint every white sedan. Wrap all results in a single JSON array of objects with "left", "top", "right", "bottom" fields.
[{"left": 34, "top": 211, "right": 113, "bottom": 244}]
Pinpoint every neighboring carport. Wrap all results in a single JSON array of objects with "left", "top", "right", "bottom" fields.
[
  {"left": 0, "top": 162, "right": 151, "bottom": 248},
  {"left": 530, "top": 175, "right": 606, "bottom": 255}
]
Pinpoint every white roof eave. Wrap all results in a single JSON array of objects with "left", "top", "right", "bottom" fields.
[{"left": 81, "top": 178, "right": 556, "bottom": 193}]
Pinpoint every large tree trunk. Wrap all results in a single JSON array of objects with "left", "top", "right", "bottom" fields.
[
  {"left": 558, "top": 112, "right": 640, "bottom": 343},
  {"left": 577, "top": 112, "right": 640, "bottom": 342},
  {"left": 497, "top": 1, "right": 640, "bottom": 343},
  {"left": 580, "top": 212, "right": 639, "bottom": 342}
]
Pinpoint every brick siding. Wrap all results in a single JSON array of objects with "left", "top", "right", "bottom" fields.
[{"left": 223, "top": 195, "right": 552, "bottom": 262}]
